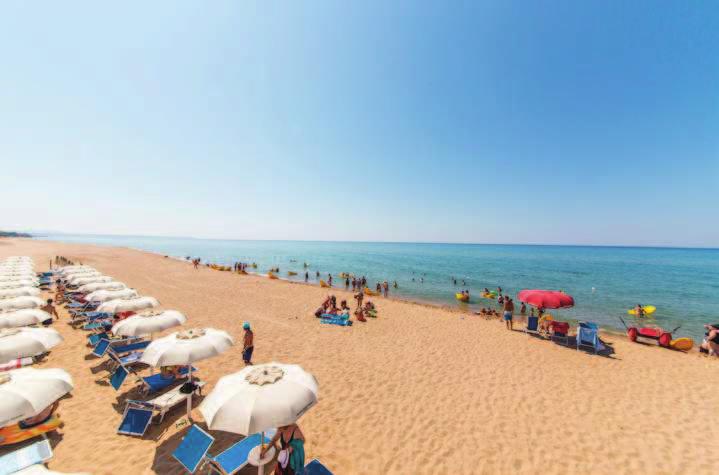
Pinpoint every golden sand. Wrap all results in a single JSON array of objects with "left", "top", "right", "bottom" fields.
[{"left": 1, "top": 238, "right": 718, "bottom": 474}]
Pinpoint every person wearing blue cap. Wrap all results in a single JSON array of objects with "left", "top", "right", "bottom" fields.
[{"left": 242, "top": 322, "right": 254, "bottom": 365}]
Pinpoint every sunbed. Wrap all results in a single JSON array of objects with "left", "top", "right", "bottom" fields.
[
  {"left": 0, "top": 435, "right": 52, "bottom": 475},
  {"left": 140, "top": 368, "right": 195, "bottom": 395},
  {"left": 172, "top": 425, "right": 274, "bottom": 474},
  {"left": 116, "top": 405, "right": 154, "bottom": 437},
  {"left": 548, "top": 321, "right": 570, "bottom": 345},
  {"left": 304, "top": 459, "right": 334, "bottom": 475},
  {"left": 123, "top": 381, "right": 206, "bottom": 427}
]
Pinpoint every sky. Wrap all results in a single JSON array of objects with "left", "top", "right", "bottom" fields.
[{"left": 0, "top": 1, "right": 717, "bottom": 247}]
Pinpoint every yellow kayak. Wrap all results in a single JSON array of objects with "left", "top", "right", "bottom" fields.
[
  {"left": 0, "top": 416, "right": 62, "bottom": 446},
  {"left": 455, "top": 293, "right": 470, "bottom": 302},
  {"left": 669, "top": 337, "right": 694, "bottom": 352},
  {"left": 364, "top": 287, "right": 379, "bottom": 296},
  {"left": 268, "top": 272, "right": 279, "bottom": 280},
  {"left": 320, "top": 280, "right": 330, "bottom": 288},
  {"left": 287, "top": 271, "right": 298, "bottom": 276},
  {"left": 627, "top": 305, "right": 656, "bottom": 316}
]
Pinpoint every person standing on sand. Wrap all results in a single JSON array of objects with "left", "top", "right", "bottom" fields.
[
  {"left": 383, "top": 281, "right": 389, "bottom": 297},
  {"left": 345, "top": 277, "right": 349, "bottom": 290},
  {"left": 242, "top": 322, "right": 254, "bottom": 365},
  {"left": 520, "top": 302, "right": 527, "bottom": 316},
  {"left": 41, "top": 299, "right": 59, "bottom": 325},
  {"left": 304, "top": 271, "right": 309, "bottom": 282},
  {"left": 328, "top": 274, "right": 333, "bottom": 287},
  {"left": 503, "top": 297, "right": 514, "bottom": 330},
  {"left": 354, "top": 290, "right": 364, "bottom": 312}
]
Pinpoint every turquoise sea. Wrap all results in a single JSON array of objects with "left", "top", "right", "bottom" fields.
[{"left": 36, "top": 235, "right": 719, "bottom": 341}]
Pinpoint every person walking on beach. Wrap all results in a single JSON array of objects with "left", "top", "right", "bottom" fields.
[
  {"left": 383, "top": 281, "right": 389, "bottom": 297},
  {"left": 503, "top": 297, "right": 514, "bottom": 330},
  {"left": 354, "top": 290, "right": 364, "bottom": 312},
  {"left": 242, "top": 322, "right": 254, "bottom": 365},
  {"left": 41, "top": 299, "right": 59, "bottom": 325},
  {"left": 304, "top": 271, "right": 309, "bottom": 282},
  {"left": 328, "top": 274, "right": 333, "bottom": 287},
  {"left": 345, "top": 277, "right": 350, "bottom": 290}
]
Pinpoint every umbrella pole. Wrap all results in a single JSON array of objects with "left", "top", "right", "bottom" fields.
[{"left": 186, "top": 364, "right": 193, "bottom": 421}]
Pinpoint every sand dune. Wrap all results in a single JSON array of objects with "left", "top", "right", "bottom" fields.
[{"left": 2, "top": 239, "right": 718, "bottom": 474}]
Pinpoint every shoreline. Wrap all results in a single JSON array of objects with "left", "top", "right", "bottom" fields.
[{"left": 2, "top": 238, "right": 718, "bottom": 474}]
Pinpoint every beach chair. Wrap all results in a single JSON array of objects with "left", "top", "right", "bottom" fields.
[
  {"left": 0, "top": 435, "right": 53, "bottom": 475},
  {"left": 172, "top": 425, "right": 214, "bottom": 473},
  {"left": 524, "top": 315, "right": 540, "bottom": 337},
  {"left": 548, "top": 321, "right": 570, "bottom": 345},
  {"left": 139, "top": 367, "right": 196, "bottom": 395},
  {"left": 205, "top": 432, "right": 273, "bottom": 475},
  {"left": 110, "top": 365, "right": 130, "bottom": 390},
  {"left": 576, "top": 321, "right": 605, "bottom": 354},
  {"left": 105, "top": 342, "right": 150, "bottom": 372},
  {"left": 117, "top": 405, "right": 154, "bottom": 437},
  {"left": 304, "top": 459, "right": 334, "bottom": 475},
  {"left": 124, "top": 381, "right": 206, "bottom": 424}
]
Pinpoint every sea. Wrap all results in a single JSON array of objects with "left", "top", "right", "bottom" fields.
[{"left": 35, "top": 234, "right": 719, "bottom": 341}]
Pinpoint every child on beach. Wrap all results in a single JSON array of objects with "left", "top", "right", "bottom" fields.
[
  {"left": 242, "top": 322, "right": 254, "bottom": 365},
  {"left": 520, "top": 302, "right": 527, "bottom": 316}
]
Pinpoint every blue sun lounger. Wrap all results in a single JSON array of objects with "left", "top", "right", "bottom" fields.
[
  {"left": 576, "top": 321, "right": 606, "bottom": 354},
  {"left": 206, "top": 432, "right": 273, "bottom": 474},
  {"left": 0, "top": 435, "right": 53, "bottom": 475},
  {"left": 304, "top": 459, "right": 334, "bottom": 475},
  {"left": 173, "top": 425, "right": 214, "bottom": 473},
  {"left": 172, "top": 425, "right": 274, "bottom": 474},
  {"left": 141, "top": 367, "right": 194, "bottom": 395},
  {"left": 117, "top": 405, "right": 154, "bottom": 437}
]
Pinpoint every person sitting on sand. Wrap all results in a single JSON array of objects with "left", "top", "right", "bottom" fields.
[
  {"left": 700, "top": 323, "right": 719, "bottom": 356},
  {"left": 340, "top": 300, "right": 350, "bottom": 312},
  {"left": 41, "top": 299, "right": 59, "bottom": 325},
  {"left": 19, "top": 401, "right": 59, "bottom": 429}
]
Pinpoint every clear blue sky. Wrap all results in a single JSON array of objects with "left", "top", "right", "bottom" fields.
[{"left": 1, "top": 1, "right": 717, "bottom": 246}]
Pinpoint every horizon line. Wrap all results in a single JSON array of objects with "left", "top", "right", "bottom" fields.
[{"left": 19, "top": 230, "right": 719, "bottom": 251}]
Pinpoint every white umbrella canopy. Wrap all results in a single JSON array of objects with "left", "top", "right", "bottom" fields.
[
  {"left": 0, "top": 287, "right": 41, "bottom": 299},
  {"left": 58, "top": 266, "right": 94, "bottom": 275},
  {"left": 85, "top": 288, "right": 138, "bottom": 303},
  {"left": 97, "top": 296, "right": 159, "bottom": 314},
  {"left": 0, "top": 367, "right": 73, "bottom": 427},
  {"left": 0, "top": 327, "right": 63, "bottom": 361},
  {"left": 0, "top": 267, "right": 35, "bottom": 274},
  {"left": 111, "top": 310, "right": 187, "bottom": 337},
  {"left": 0, "top": 309, "right": 52, "bottom": 329},
  {"left": 0, "top": 274, "right": 38, "bottom": 283},
  {"left": 140, "top": 328, "right": 233, "bottom": 367},
  {"left": 0, "top": 280, "right": 38, "bottom": 290},
  {"left": 77, "top": 281, "right": 127, "bottom": 293},
  {"left": 199, "top": 363, "right": 318, "bottom": 435},
  {"left": 68, "top": 276, "right": 113, "bottom": 287},
  {"left": 14, "top": 465, "right": 91, "bottom": 475},
  {"left": 0, "top": 296, "right": 44, "bottom": 312}
]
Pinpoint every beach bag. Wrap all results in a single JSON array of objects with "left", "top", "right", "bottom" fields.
[{"left": 180, "top": 382, "right": 198, "bottom": 394}]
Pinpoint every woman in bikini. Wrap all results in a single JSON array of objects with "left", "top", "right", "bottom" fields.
[{"left": 261, "top": 423, "right": 305, "bottom": 474}]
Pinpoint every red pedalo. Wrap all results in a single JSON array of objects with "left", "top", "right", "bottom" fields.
[
  {"left": 658, "top": 332, "right": 672, "bottom": 348},
  {"left": 627, "top": 327, "right": 638, "bottom": 342}
]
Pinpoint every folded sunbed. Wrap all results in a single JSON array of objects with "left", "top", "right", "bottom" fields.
[{"left": 0, "top": 436, "right": 53, "bottom": 475}]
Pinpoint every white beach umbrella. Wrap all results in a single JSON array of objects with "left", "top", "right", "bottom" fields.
[
  {"left": 0, "top": 267, "right": 35, "bottom": 274},
  {"left": 0, "top": 296, "right": 45, "bottom": 312},
  {"left": 0, "top": 280, "right": 38, "bottom": 290},
  {"left": 111, "top": 310, "right": 187, "bottom": 337},
  {"left": 0, "top": 327, "right": 63, "bottom": 362},
  {"left": 68, "top": 276, "right": 113, "bottom": 287},
  {"left": 0, "top": 309, "right": 53, "bottom": 329},
  {"left": 0, "top": 274, "right": 38, "bottom": 283},
  {"left": 77, "top": 281, "right": 127, "bottom": 293},
  {"left": 85, "top": 288, "right": 138, "bottom": 303},
  {"left": 58, "top": 266, "right": 93, "bottom": 275},
  {"left": 0, "top": 367, "right": 73, "bottom": 427},
  {"left": 62, "top": 270, "right": 99, "bottom": 279},
  {"left": 200, "top": 363, "right": 318, "bottom": 436},
  {"left": 14, "top": 465, "right": 91, "bottom": 475},
  {"left": 97, "top": 296, "right": 159, "bottom": 314},
  {"left": 65, "top": 272, "right": 103, "bottom": 284},
  {"left": 0, "top": 287, "right": 41, "bottom": 299},
  {"left": 141, "top": 328, "right": 233, "bottom": 419}
]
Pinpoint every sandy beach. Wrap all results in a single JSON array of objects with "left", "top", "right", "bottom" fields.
[{"left": 2, "top": 238, "right": 718, "bottom": 475}]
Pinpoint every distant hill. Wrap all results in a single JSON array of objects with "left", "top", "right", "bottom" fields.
[{"left": 0, "top": 231, "right": 32, "bottom": 238}]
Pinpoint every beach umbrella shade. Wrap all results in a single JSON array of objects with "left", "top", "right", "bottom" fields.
[
  {"left": 0, "top": 367, "right": 73, "bottom": 427},
  {"left": 58, "top": 266, "right": 94, "bottom": 275},
  {"left": 200, "top": 363, "right": 318, "bottom": 436},
  {"left": 0, "top": 296, "right": 45, "bottom": 312},
  {"left": 13, "top": 465, "right": 91, "bottom": 475},
  {"left": 0, "top": 287, "right": 41, "bottom": 299},
  {"left": 68, "top": 276, "right": 113, "bottom": 287},
  {"left": 0, "top": 280, "right": 38, "bottom": 290},
  {"left": 0, "top": 327, "right": 63, "bottom": 362},
  {"left": 85, "top": 288, "right": 138, "bottom": 303},
  {"left": 66, "top": 273, "right": 106, "bottom": 284},
  {"left": 517, "top": 289, "right": 575, "bottom": 309},
  {"left": 0, "top": 267, "right": 35, "bottom": 274},
  {"left": 0, "top": 274, "right": 38, "bottom": 283},
  {"left": 77, "top": 281, "right": 126, "bottom": 293},
  {"left": 0, "top": 310, "right": 53, "bottom": 329},
  {"left": 111, "top": 310, "right": 187, "bottom": 337},
  {"left": 97, "top": 296, "right": 160, "bottom": 314},
  {"left": 141, "top": 328, "right": 233, "bottom": 419}
]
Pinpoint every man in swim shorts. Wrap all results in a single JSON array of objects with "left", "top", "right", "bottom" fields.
[
  {"left": 503, "top": 297, "right": 514, "bottom": 330},
  {"left": 242, "top": 322, "right": 254, "bottom": 365}
]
